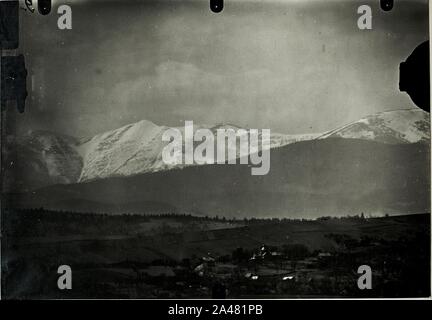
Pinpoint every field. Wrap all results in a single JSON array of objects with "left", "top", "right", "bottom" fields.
[{"left": 1, "top": 208, "right": 430, "bottom": 298}]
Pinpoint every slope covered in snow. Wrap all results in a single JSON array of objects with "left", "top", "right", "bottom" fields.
[
  {"left": 76, "top": 121, "right": 317, "bottom": 182},
  {"left": 76, "top": 120, "right": 167, "bottom": 182},
  {"left": 319, "top": 109, "right": 430, "bottom": 144}
]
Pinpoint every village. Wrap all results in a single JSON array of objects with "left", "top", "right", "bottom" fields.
[
  {"left": 89, "top": 238, "right": 411, "bottom": 299},
  {"left": 3, "top": 209, "right": 429, "bottom": 298}
]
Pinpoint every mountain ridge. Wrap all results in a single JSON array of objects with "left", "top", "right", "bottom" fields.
[{"left": 4, "top": 108, "right": 430, "bottom": 192}]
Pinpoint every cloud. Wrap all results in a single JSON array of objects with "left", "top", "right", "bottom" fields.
[{"left": 18, "top": 0, "right": 427, "bottom": 137}]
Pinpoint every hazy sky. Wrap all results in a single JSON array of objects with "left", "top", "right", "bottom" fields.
[{"left": 16, "top": 0, "right": 429, "bottom": 137}]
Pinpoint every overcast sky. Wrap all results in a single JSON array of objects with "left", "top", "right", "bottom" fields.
[{"left": 16, "top": 0, "right": 429, "bottom": 137}]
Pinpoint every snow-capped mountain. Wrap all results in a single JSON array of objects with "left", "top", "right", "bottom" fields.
[
  {"left": 5, "top": 108, "right": 430, "bottom": 191},
  {"left": 76, "top": 120, "right": 167, "bottom": 182},
  {"left": 319, "top": 109, "right": 430, "bottom": 144},
  {"left": 76, "top": 108, "right": 429, "bottom": 182},
  {"left": 76, "top": 121, "right": 317, "bottom": 182}
]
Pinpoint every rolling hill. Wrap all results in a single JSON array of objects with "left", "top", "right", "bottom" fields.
[{"left": 11, "top": 138, "right": 430, "bottom": 219}]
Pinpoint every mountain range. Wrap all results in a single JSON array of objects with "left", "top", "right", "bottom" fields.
[{"left": 4, "top": 108, "right": 430, "bottom": 218}]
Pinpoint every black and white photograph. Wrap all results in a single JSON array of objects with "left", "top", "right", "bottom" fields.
[{"left": 0, "top": 0, "right": 430, "bottom": 300}]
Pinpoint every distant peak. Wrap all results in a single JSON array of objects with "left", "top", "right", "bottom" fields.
[{"left": 319, "top": 108, "right": 430, "bottom": 144}]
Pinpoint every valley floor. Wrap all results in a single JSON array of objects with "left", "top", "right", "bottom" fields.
[{"left": 1, "top": 209, "right": 430, "bottom": 299}]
